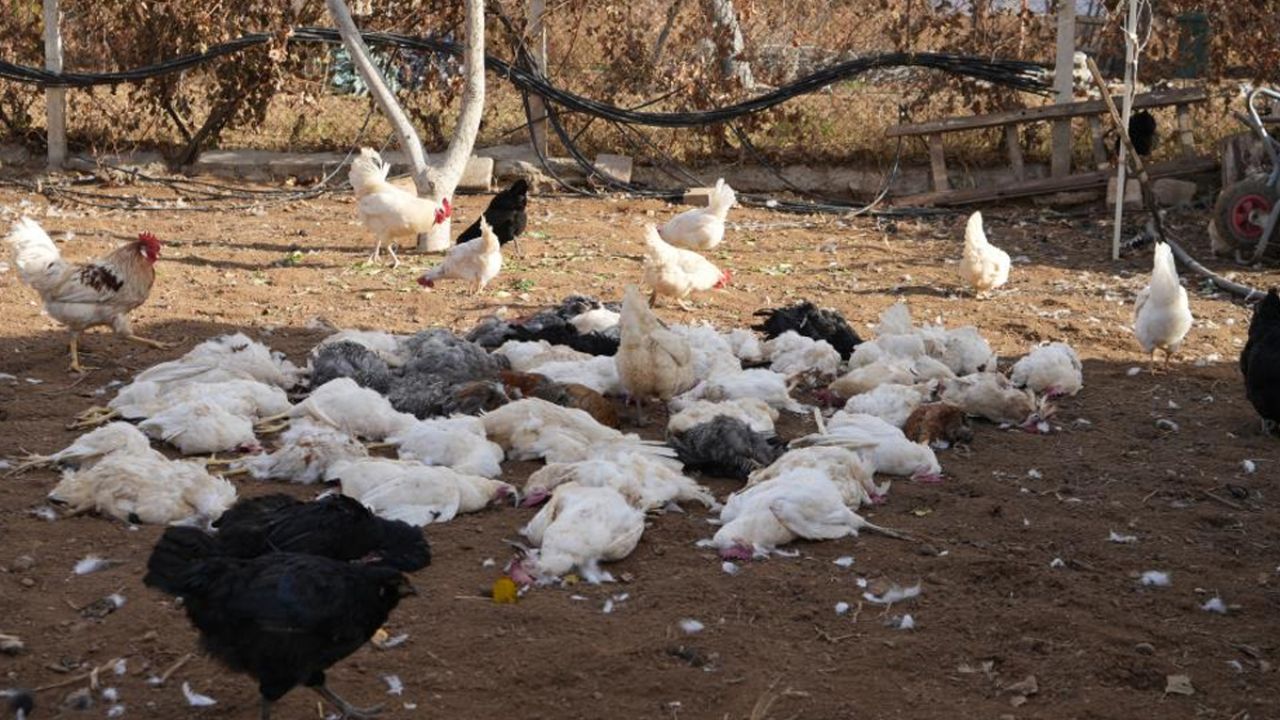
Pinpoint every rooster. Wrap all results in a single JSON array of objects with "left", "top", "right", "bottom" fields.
[
  {"left": 4, "top": 217, "right": 169, "bottom": 373},
  {"left": 1133, "top": 242, "right": 1193, "bottom": 373},
  {"left": 1241, "top": 289, "right": 1280, "bottom": 434},
  {"left": 642, "top": 225, "right": 730, "bottom": 309},
  {"left": 658, "top": 177, "right": 736, "bottom": 250},
  {"left": 417, "top": 217, "right": 502, "bottom": 294},
  {"left": 347, "top": 147, "right": 451, "bottom": 267},
  {"left": 455, "top": 178, "right": 529, "bottom": 255}
]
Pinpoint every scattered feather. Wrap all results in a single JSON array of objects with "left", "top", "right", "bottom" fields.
[
  {"left": 721, "top": 561, "right": 740, "bottom": 575},
  {"left": 102, "top": 688, "right": 119, "bottom": 702},
  {"left": 383, "top": 675, "right": 403, "bottom": 696},
  {"left": 679, "top": 619, "right": 705, "bottom": 635},
  {"left": 863, "top": 582, "right": 922, "bottom": 605},
  {"left": 1200, "top": 597, "right": 1227, "bottom": 614},
  {"left": 1140, "top": 571, "right": 1171, "bottom": 587},
  {"left": 73, "top": 555, "right": 113, "bottom": 576},
  {"left": 1126, "top": 367, "right": 1142, "bottom": 376},
  {"left": 1241, "top": 460, "right": 1256, "bottom": 474},
  {"left": 834, "top": 602, "right": 850, "bottom": 615},
  {"left": 602, "top": 599, "right": 615, "bottom": 614},
  {"left": 1026, "top": 469, "right": 1042, "bottom": 479},
  {"left": 1227, "top": 660, "right": 1244, "bottom": 673},
  {"left": 1049, "top": 558, "right": 1065, "bottom": 568},
  {"left": 481, "top": 558, "right": 496, "bottom": 568},
  {"left": 1109, "top": 530, "right": 1138, "bottom": 544},
  {"left": 181, "top": 682, "right": 216, "bottom": 707},
  {"left": 895, "top": 614, "right": 916, "bottom": 630},
  {"left": 855, "top": 577, "right": 868, "bottom": 589},
  {"left": 832, "top": 556, "right": 855, "bottom": 568},
  {"left": 107, "top": 704, "right": 126, "bottom": 718},
  {"left": 113, "top": 659, "right": 127, "bottom": 675}
]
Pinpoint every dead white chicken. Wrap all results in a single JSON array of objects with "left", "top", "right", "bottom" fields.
[
  {"left": 667, "top": 397, "right": 778, "bottom": 436},
  {"left": 522, "top": 455, "right": 714, "bottom": 511},
  {"left": 792, "top": 412, "right": 943, "bottom": 482},
  {"left": 841, "top": 383, "right": 933, "bottom": 429},
  {"left": 764, "top": 331, "right": 842, "bottom": 382},
  {"left": 260, "top": 377, "right": 415, "bottom": 440},
  {"left": 941, "top": 372, "right": 1050, "bottom": 430},
  {"left": 49, "top": 453, "right": 236, "bottom": 525},
  {"left": 671, "top": 368, "right": 804, "bottom": 414},
  {"left": 1009, "top": 342, "right": 1083, "bottom": 398},
  {"left": 231, "top": 419, "right": 368, "bottom": 484},
  {"left": 515, "top": 483, "right": 646, "bottom": 584},
  {"left": 333, "top": 458, "right": 514, "bottom": 525},
  {"left": 7, "top": 421, "right": 152, "bottom": 475},
  {"left": 387, "top": 416, "right": 505, "bottom": 478},
  {"left": 138, "top": 399, "right": 259, "bottom": 455},
  {"left": 747, "top": 446, "right": 885, "bottom": 509}
]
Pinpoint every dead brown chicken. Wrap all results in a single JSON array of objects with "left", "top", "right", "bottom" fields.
[
  {"left": 903, "top": 403, "right": 973, "bottom": 447},
  {"left": 499, "top": 370, "right": 620, "bottom": 428}
]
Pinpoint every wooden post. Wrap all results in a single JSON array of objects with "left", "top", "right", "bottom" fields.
[
  {"left": 43, "top": 0, "right": 66, "bottom": 169},
  {"left": 1050, "top": 3, "right": 1075, "bottom": 179},
  {"left": 526, "top": 0, "right": 549, "bottom": 157},
  {"left": 926, "top": 134, "right": 949, "bottom": 192},
  {"left": 1004, "top": 125, "right": 1025, "bottom": 182},
  {"left": 1111, "top": 0, "right": 1138, "bottom": 260}
]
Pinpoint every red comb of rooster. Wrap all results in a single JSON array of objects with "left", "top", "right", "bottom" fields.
[{"left": 137, "top": 231, "right": 161, "bottom": 245}]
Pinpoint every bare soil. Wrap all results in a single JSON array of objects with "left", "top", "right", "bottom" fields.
[{"left": 1, "top": 183, "right": 1277, "bottom": 720}]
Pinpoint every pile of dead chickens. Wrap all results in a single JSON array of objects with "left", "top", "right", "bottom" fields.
[{"left": 25, "top": 292, "right": 1081, "bottom": 587}]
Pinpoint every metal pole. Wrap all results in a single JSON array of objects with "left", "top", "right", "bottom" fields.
[
  {"left": 1110, "top": 0, "right": 1138, "bottom": 260},
  {"left": 43, "top": 0, "right": 66, "bottom": 169}
]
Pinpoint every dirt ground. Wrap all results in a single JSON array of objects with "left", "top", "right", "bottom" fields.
[{"left": 0, "top": 180, "right": 1277, "bottom": 720}]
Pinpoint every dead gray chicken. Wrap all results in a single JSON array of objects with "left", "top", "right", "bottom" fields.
[{"left": 667, "top": 415, "right": 785, "bottom": 480}]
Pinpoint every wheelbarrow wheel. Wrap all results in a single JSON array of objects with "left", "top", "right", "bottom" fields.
[{"left": 1213, "top": 175, "right": 1280, "bottom": 261}]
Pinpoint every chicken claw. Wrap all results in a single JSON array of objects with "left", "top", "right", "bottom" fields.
[
  {"left": 312, "top": 685, "right": 383, "bottom": 720},
  {"left": 126, "top": 335, "right": 173, "bottom": 350}
]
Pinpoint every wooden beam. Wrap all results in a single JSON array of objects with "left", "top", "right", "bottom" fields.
[
  {"left": 43, "top": 0, "right": 65, "bottom": 169},
  {"left": 1051, "top": 4, "right": 1076, "bottom": 178},
  {"left": 1004, "top": 125, "right": 1025, "bottom": 181},
  {"left": 1086, "top": 115, "right": 1109, "bottom": 169},
  {"left": 927, "top": 134, "right": 949, "bottom": 192},
  {"left": 884, "top": 88, "right": 1207, "bottom": 137},
  {"left": 895, "top": 155, "right": 1218, "bottom": 207},
  {"left": 1175, "top": 104, "right": 1196, "bottom": 157},
  {"left": 526, "top": 0, "right": 549, "bottom": 157}
]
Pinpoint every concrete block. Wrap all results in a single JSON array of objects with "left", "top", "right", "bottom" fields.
[
  {"left": 682, "top": 187, "right": 716, "bottom": 207},
  {"left": 592, "top": 153, "right": 633, "bottom": 184},
  {"left": 1106, "top": 176, "right": 1143, "bottom": 210},
  {"left": 1153, "top": 178, "right": 1198, "bottom": 208},
  {"left": 1034, "top": 190, "right": 1101, "bottom": 207},
  {"left": 457, "top": 156, "right": 494, "bottom": 192}
]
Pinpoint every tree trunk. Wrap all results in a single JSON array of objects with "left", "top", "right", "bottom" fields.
[
  {"left": 324, "top": 0, "right": 486, "bottom": 252},
  {"left": 702, "top": 0, "right": 754, "bottom": 91}
]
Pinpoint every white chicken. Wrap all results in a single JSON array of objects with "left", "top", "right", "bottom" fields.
[
  {"left": 49, "top": 453, "right": 236, "bottom": 526},
  {"left": 387, "top": 416, "right": 505, "bottom": 478},
  {"left": 150, "top": 333, "right": 301, "bottom": 389},
  {"left": 569, "top": 307, "right": 620, "bottom": 334},
  {"left": 724, "top": 328, "right": 766, "bottom": 363},
  {"left": 11, "top": 421, "right": 152, "bottom": 473},
  {"left": 528, "top": 355, "right": 622, "bottom": 396},
  {"left": 417, "top": 217, "right": 502, "bottom": 294},
  {"left": 841, "top": 383, "right": 931, "bottom": 428},
  {"left": 747, "top": 446, "right": 885, "bottom": 509},
  {"left": 232, "top": 419, "right": 368, "bottom": 484},
  {"left": 348, "top": 147, "right": 451, "bottom": 266},
  {"left": 1010, "top": 342, "right": 1083, "bottom": 398},
  {"left": 764, "top": 331, "right": 842, "bottom": 381},
  {"left": 958, "top": 210, "right": 1011, "bottom": 296},
  {"left": 658, "top": 178, "right": 736, "bottom": 250},
  {"left": 314, "top": 329, "right": 409, "bottom": 367},
  {"left": 941, "top": 372, "right": 1048, "bottom": 429},
  {"left": 267, "top": 377, "right": 414, "bottom": 440},
  {"left": 615, "top": 284, "right": 697, "bottom": 420},
  {"left": 709, "top": 469, "right": 876, "bottom": 560},
  {"left": 516, "top": 483, "right": 645, "bottom": 584},
  {"left": 522, "top": 456, "right": 715, "bottom": 511},
  {"left": 939, "top": 326, "right": 998, "bottom": 375},
  {"left": 827, "top": 359, "right": 915, "bottom": 401},
  {"left": 672, "top": 368, "right": 803, "bottom": 414},
  {"left": 481, "top": 398, "right": 670, "bottom": 464},
  {"left": 667, "top": 397, "right": 778, "bottom": 436},
  {"left": 494, "top": 340, "right": 593, "bottom": 372},
  {"left": 642, "top": 225, "right": 730, "bottom": 309},
  {"left": 138, "top": 399, "right": 258, "bottom": 455},
  {"left": 668, "top": 323, "right": 743, "bottom": 381},
  {"left": 1133, "top": 242, "right": 1193, "bottom": 373},
  {"left": 793, "top": 412, "right": 943, "bottom": 482},
  {"left": 334, "top": 458, "right": 513, "bottom": 525},
  {"left": 108, "top": 378, "right": 290, "bottom": 423}
]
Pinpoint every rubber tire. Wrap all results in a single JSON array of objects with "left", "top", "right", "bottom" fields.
[{"left": 1213, "top": 175, "right": 1280, "bottom": 260}]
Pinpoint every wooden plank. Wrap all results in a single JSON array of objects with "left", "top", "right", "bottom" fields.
[
  {"left": 1086, "top": 115, "right": 1110, "bottom": 169},
  {"left": 44, "top": 0, "right": 65, "bottom": 169},
  {"left": 526, "top": 0, "right": 549, "bottom": 156},
  {"left": 1175, "top": 104, "right": 1196, "bottom": 157},
  {"left": 884, "top": 87, "right": 1208, "bottom": 137},
  {"left": 927, "top": 134, "right": 949, "bottom": 192},
  {"left": 895, "top": 155, "right": 1218, "bottom": 207},
  {"left": 1004, "top": 125, "right": 1025, "bottom": 181},
  {"left": 1051, "top": 4, "right": 1076, "bottom": 179}
]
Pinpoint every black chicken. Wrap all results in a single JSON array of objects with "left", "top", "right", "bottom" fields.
[
  {"left": 209, "top": 493, "right": 431, "bottom": 572},
  {"left": 465, "top": 295, "right": 621, "bottom": 356},
  {"left": 310, "top": 341, "right": 394, "bottom": 394},
  {"left": 455, "top": 178, "right": 529, "bottom": 254},
  {"left": 1241, "top": 289, "right": 1280, "bottom": 434},
  {"left": 145, "top": 529, "right": 414, "bottom": 720},
  {"left": 1113, "top": 110, "right": 1158, "bottom": 159},
  {"left": 752, "top": 301, "right": 863, "bottom": 360},
  {"left": 668, "top": 415, "right": 786, "bottom": 480}
]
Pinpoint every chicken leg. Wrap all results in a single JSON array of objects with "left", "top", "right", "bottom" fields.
[
  {"left": 125, "top": 334, "right": 173, "bottom": 350},
  {"left": 67, "top": 333, "right": 98, "bottom": 373},
  {"left": 386, "top": 243, "right": 401, "bottom": 269},
  {"left": 311, "top": 685, "right": 383, "bottom": 719},
  {"left": 368, "top": 239, "right": 383, "bottom": 265}
]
